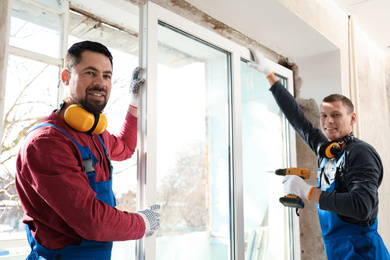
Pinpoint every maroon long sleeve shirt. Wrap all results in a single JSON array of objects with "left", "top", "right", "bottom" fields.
[{"left": 16, "top": 111, "right": 145, "bottom": 250}]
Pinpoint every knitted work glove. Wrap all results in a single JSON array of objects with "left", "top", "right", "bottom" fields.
[
  {"left": 129, "top": 66, "right": 145, "bottom": 109},
  {"left": 137, "top": 204, "right": 161, "bottom": 237}
]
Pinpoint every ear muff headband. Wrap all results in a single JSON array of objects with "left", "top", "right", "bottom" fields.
[
  {"left": 319, "top": 134, "right": 355, "bottom": 159},
  {"left": 64, "top": 104, "right": 108, "bottom": 134}
]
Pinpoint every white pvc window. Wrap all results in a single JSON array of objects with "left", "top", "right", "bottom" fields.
[{"left": 138, "top": 2, "right": 297, "bottom": 260}]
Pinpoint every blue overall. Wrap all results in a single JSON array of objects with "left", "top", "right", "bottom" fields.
[
  {"left": 317, "top": 152, "right": 390, "bottom": 260},
  {"left": 25, "top": 123, "right": 116, "bottom": 260}
]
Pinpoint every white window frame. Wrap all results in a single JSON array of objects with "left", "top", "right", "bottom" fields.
[
  {"left": 137, "top": 2, "right": 298, "bottom": 260},
  {"left": 7, "top": 0, "right": 69, "bottom": 106}
]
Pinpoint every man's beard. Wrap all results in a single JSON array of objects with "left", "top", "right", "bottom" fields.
[
  {"left": 77, "top": 86, "right": 107, "bottom": 114},
  {"left": 80, "top": 98, "right": 106, "bottom": 114}
]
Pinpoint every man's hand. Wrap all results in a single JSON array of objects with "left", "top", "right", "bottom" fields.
[
  {"left": 247, "top": 48, "right": 272, "bottom": 76},
  {"left": 129, "top": 66, "right": 145, "bottom": 109},
  {"left": 283, "top": 175, "right": 313, "bottom": 200},
  {"left": 137, "top": 204, "right": 160, "bottom": 237}
]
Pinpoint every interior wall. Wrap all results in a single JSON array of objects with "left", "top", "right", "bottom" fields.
[
  {"left": 353, "top": 25, "right": 390, "bottom": 244},
  {"left": 295, "top": 51, "right": 342, "bottom": 107}
]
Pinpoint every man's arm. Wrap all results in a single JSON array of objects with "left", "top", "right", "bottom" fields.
[
  {"left": 248, "top": 48, "right": 325, "bottom": 203},
  {"left": 16, "top": 131, "right": 146, "bottom": 245},
  {"left": 104, "top": 67, "right": 144, "bottom": 160}
]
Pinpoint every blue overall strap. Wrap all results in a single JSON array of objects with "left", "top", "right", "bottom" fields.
[
  {"left": 336, "top": 152, "right": 345, "bottom": 167},
  {"left": 30, "top": 123, "right": 98, "bottom": 173},
  {"left": 319, "top": 158, "right": 326, "bottom": 170},
  {"left": 318, "top": 152, "right": 345, "bottom": 170},
  {"left": 97, "top": 134, "right": 113, "bottom": 171}
]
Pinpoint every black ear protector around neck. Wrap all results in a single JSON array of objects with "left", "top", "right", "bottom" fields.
[
  {"left": 318, "top": 134, "right": 355, "bottom": 159},
  {"left": 61, "top": 103, "right": 108, "bottom": 134}
]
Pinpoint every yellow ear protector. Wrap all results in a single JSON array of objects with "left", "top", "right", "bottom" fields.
[
  {"left": 322, "top": 142, "right": 342, "bottom": 158},
  {"left": 64, "top": 104, "right": 108, "bottom": 134},
  {"left": 318, "top": 134, "right": 355, "bottom": 159}
]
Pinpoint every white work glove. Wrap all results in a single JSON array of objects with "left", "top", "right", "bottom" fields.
[
  {"left": 283, "top": 175, "right": 313, "bottom": 200},
  {"left": 129, "top": 66, "right": 145, "bottom": 109},
  {"left": 137, "top": 204, "right": 160, "bottom": 237},
  {"left": 247, "top": 48, "right": 272, "bottom": 76}
]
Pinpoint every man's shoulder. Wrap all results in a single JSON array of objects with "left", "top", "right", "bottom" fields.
[
  {"left": 346, "top": 138, "right": 381, "bottom": 160},
  {"left": 349, "top": 138, "right": 376, "bottom": 150},
  {"left": 24, "top": 112, "right": 78, "bottom": 145}
]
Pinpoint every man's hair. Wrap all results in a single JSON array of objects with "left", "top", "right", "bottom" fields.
[
  {"left": 322, "top": 94, "right": 354, "bottom": 114},
  {"left": 64, "top": 41, "right": 113, "bottom": 71}
]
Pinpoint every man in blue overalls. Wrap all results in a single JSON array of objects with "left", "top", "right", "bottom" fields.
[
  {"left": 248, "top": 48, "right": 390, "bottom": 259},
  {"left": 16, "top": 41, "right": 159, "bottom": 259}
]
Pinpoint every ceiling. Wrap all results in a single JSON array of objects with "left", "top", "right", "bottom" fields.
[
  {"left": 333, "top": 0, "right": 390, "bottom": 55},
  {"left": 185, "top": 0, "right": 390, "bottom": 59}
]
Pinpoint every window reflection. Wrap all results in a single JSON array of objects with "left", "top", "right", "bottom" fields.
[
  {"left": 155, "top": 23, "right": 231, "bottom": 259},
  {"left": 241, "top": 62, "right": 290, "bottom": 259}
]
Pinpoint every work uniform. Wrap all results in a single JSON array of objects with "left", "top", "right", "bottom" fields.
[
  {"left": 16, "top": 111, "right": 145, "bottom": 258},
  {"left": 269, "top": 81, "right": 390, "bottom": 259}
]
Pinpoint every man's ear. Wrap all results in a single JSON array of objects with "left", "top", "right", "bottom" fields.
[
  {"left": 61, "top": 69, "right": 70, "bottom": 86},
  {"left": 350, "top": 112, "right": 357, "bottom": 125}
]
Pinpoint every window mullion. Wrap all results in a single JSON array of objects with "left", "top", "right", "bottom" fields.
[
  {"left": 230, "top": 52, "right": 245, "bottom": 260},
  {"left": 137, "top": 2, "right": 159, "bottom": 260}
]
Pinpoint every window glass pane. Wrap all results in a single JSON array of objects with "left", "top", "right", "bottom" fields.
[
  {"left": 67, "top": 10, "right": 139, "bottom": 259},
  {"left": 10, "top": 0, "right": 61, "bottom": 58},
  {"left": 1, "top": 55, "right": 59, "bottom": 256},
  {"left": 241, "top": 62, "right": 291, "bottom": 259},
  {"left": 155, "top": 23, "right": 231, "bottom": 259}
]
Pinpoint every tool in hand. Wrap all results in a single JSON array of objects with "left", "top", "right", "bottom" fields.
[{"left": 275, "top": 167, "right": 310, "bottom": 215}]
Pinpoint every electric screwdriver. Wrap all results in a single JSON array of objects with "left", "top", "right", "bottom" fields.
[{"left": 275, "top": 167, "right": 310, "bottom": 208}]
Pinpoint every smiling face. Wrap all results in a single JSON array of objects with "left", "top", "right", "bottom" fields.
[
  {"left": 320, "top": 100, "right": 357, "bottom": 142},
  {"left": 62, "top": 50, "right": 112, "bottom": 114}
]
